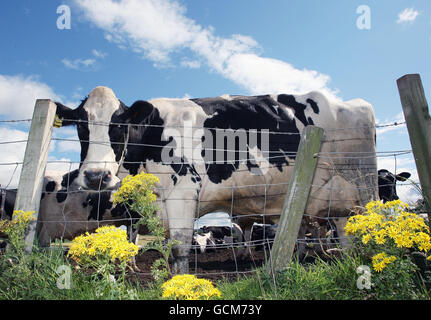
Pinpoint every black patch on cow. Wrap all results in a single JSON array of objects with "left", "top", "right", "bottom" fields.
[
  {"left": 61, "top": 169, "right": 80, "bottom": 188},
  {"left": 119, "top": 101, "right": 170, "bottom": 175},
  {"left": 171, "top": 174, "right": 178, "bottom": 186},
  {"left": 306, "top": 98, "right": 320, "bottom": 114},
  {"left": 55, "top": 99, "right": 90, "bottom": 168},
  {"left": 108, "top": 101, "right": 129, "bottom": 162},
  {"left": 191, "top": 94, "right": 319, "bottom": 183},
  {"left": 45, "top": 181, "right": 56, "bottom": 193},
  {"left": 56, "top": 190, "right": 67, "bottom": 203},
  {"left": 277, "top": 94, "right": 318, "bottom": 127},
  {"left": 84, "top": 192, "right": 113, "bottom": 221},
  {"left": 0, "top": 189, "right": 17, "bottom": 219},
  {"left": 119, "top": 101, "right": 203, "bottom": 188}
]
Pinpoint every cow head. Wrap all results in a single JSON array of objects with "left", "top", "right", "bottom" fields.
[
  {"left": 378, "top": 169, "right": 411, "bottom": 203},
  {"left": 55, "top": 86, "right": 154, "bottom": 190}
]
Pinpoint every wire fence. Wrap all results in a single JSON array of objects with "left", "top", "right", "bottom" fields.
[{"left": 0, "top": 117, "right": 423, "bottom": 280}]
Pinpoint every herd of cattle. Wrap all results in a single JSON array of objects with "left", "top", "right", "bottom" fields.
[{"left": 0, "top": 86, "right": 417, "bottom": 273}]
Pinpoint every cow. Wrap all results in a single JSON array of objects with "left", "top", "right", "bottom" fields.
[
  {"left": 193, "top": 223, "right": 244, "bottom": 253},
  {"left": 0, "top": 170, "right": 140, "bottom": 247},
  {"left": 54, "top": 86, "right": 378, "bottom": 274},
  {"left": 192, "top": 231, "right": 216, "bottom": 253},
  {"left": 378, "top": 169, "right": 411, "bottom": 203},
  {"left": 202, "top": 223, "right": 245, "bottom": 244},
  {"left": 250, "top": 223, "right": 277, "bottom": 251}
]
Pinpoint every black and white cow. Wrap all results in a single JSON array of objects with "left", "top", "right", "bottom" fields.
[
  {"left": 192, "top": 231, "right": 216, "bottom": 253},
  {"left": 54, "top": 86, "right": 377, "bottom": 273},
  {"left": 193, "top": 223, "right": 245, "bottom": 253},
  {"left": 0, "top": 170, "right": 139, "bottom": 247},
  {"left": 250, "top": 223, "right": 277, "bottom": 251},
  {"left": 378, "top": 169, "right": 411, "bottom": 203}
]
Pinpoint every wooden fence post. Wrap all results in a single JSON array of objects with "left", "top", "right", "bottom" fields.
[
  {"left": 14, "top": 99, "right": 56, "bottom": 253},
  {"left": 266, "top": 125, "right": 324, "bottom": 273},
  {"left": 397, "top": 74, "right": 431, "bottom": 222}
]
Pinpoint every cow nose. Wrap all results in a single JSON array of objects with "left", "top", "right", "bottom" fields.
[{"left": 83, "top": 170, "right": 112, "bottom": 190}]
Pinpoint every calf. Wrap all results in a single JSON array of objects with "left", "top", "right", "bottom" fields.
[
  {"left": 0, "top": 170, "right": 140, "bottom": 247},
  {"left": 192, "top": 231, "right": 216, "bottom": 253},
  {"left": 201, "top": 223, "right": 245, "bottom": 246},
  {"left": 250, "top": 223, "right": 277, "bottom": 251},
  {"left": 378, "top": 169, "right": 411, "bottom": 203}
]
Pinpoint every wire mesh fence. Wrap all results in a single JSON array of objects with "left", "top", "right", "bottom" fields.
[{"left": 0, "top": 116, "right": 424, "bottom": 280}]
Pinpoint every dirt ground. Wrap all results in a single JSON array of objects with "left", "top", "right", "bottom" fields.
[{"left": 129, "top": 247, "right": 270, "bottom": 284}]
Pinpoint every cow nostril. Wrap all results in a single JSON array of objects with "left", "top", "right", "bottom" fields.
[{"left": 103, "top": 172, "right": 112, "bottom": 181}]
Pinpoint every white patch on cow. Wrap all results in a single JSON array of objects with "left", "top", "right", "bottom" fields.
[
  {"left": 193, "top": 231, "right": 215, "bottom": 253},
  {"left": 78, "top": 86, "right": 122, "bottom": 189}
]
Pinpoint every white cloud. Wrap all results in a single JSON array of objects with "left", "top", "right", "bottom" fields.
[
  {"left": 62, "top": 58, "right": 96, "bottom": 70},
  {"left": 180, "top": 59, "right": 201, "bottom": 69},
  {"left": 0, "top": 74, "right": 60, "bottom": 119},
  {"left": 92, "top": 49, "right": 107, "bottom": 59},
  {"left": 0, "top": 127, "right": 27, "bottom": 188},
  {"left": 73, "top": 0, "right": 338, "bottom": 98},
  {"left": 376, "top": 112, "right": 406, "bottom": 136},
  {"left": 62, "top": 49, "right": 107, "bottom": 71},
  {"left": 0, "top": 126, "right": 79, "bottom": 188},
  {"left": 397, "top": 8, "right": 419, "bottom": 24}
]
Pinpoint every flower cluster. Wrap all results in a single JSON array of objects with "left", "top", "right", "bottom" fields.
[
  {"left": 112, "top": 172, "right": 159, "bottom": 206},
  {"left": 162, "top": 274, "right": 221, "bottom": 300},
  {"left": 0, "top": 210, "right": 35, "bottom": 234},
  {"left": 371, "top": 252, "right": 397, "bottom": 272},
  {"left": 345, "top": 200, "right": 431, "bottom": 272},
  {"left": 68, "top": 226, "right": 139, "bottom": 265}
]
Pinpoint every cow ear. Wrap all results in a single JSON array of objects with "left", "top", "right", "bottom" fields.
[
  {"left": 396, "top": 172, "right": 411, "bottom": 181},
  {"left": 122, "top": 100, "right": 155, "bottom": 125},
  {"left": 55, "top": 102, "right": 77, "bottom": 126}
]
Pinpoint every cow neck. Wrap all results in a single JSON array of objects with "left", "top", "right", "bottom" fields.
[{"left": 116, "top": 123, "right": 130, "bottom": 176}]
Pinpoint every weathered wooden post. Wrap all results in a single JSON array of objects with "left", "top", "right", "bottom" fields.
[
  {"left": 397, "top": 74, "right": 431, "bottom": 222},
  {"left": 14, "top": 99, "right": 56, "bottom": 253},
  {"left": 266, "top": 125, "right": 323, "bottom": 273}
]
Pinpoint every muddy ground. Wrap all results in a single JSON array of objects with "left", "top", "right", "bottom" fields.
[{"left": 129, "top": 247, "right": 272, "bottom": 284}]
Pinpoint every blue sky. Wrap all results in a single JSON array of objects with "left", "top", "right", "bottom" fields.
[{"left": 0, "top": 0, "right": 430, "bottom": 201}]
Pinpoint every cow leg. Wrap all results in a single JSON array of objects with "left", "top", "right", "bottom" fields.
[
  {"left": 333, "top": 217, "right": 352, "bottom": 251},
  {"left": 37, "top": 223, "right": 51, "bottom": 248},
  {"left": 166, "top": 198, "right": 197, "bottom": 275}
]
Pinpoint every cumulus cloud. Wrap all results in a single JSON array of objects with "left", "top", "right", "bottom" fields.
[
  {"left": 73, "top": 0, "right": 338, "bottom": 98},
  {"left": 62, "top": 58, "right": 96, "bottom": 70},
  {"left": 62, "top": 49, "right": 107, "bottom": 71},
  {"left": 0, "top": 127, "right": 27, "bottom": 188},
  {"left": 0, "top": 74, "right": 60, "bottom": 119},
  {"left": 397, "top": 8, "right": 419, "bottom": 24},
  {"left": 376, "top": 112, "right": 406, "bottom": 136}
]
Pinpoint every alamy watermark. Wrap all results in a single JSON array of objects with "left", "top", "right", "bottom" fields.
[
  {"left": 356, "top": 5, "right": 371, "bottom": 30},
  {"left": 57, "top": 5, "right": 71, "bottom": 30},
  {"left": 160, "top": 121, "right": 271, "bottom": 175},
  {"left": 356, "top": 265, "right": 372, "bottom": 290},
  {"left": 56, "top": 265, "right": 71, "bottom": 290}
]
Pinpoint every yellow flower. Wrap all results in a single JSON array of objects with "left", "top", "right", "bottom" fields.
[
  {"left": 68, "top": 226, "right": 139, "bottom": 265},
  {"left": 162, "top": 274, "right": 221, "bottom": 300},
  {"left": 372, "top": 252, "right": 396, "bottom": 272}
]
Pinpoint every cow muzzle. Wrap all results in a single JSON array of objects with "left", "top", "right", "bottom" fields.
[{"left": 83, "top": 169, "right": 113, "bottom": 190}]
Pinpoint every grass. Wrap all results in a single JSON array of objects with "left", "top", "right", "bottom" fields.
[{"left": 1, "top": 245, "right": 429, "bottom": 300}]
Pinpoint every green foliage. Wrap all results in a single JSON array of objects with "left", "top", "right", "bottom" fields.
[{"left": 113, "top": 172, "right": 180, "bottom": 283}]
